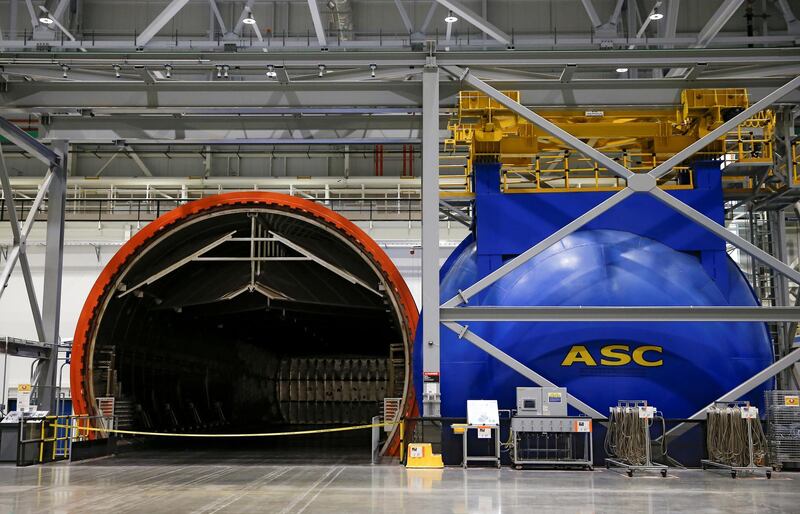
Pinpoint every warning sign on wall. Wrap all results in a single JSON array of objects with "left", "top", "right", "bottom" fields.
[
  {"left": 785, "top": 395, "right": 799, "bottom": 407},
  {"left": 17, "top": 384, "right": 32, "bottom": 412}
]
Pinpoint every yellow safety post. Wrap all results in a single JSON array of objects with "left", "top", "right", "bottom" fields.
[
  {"left": 38, "top": 421, "right": 45, "bottom": 463},
  {"left": 399, "top": 420, "right": 405, "bottom": 463}
]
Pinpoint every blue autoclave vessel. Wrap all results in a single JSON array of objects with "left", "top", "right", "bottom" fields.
[{"left": 415, "top": 161, "right": 773, "bottom": 429}]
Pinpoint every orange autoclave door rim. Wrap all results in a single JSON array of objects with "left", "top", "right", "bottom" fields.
[{"left": 71, "top": 192, "right": 419, "bottom": 454}]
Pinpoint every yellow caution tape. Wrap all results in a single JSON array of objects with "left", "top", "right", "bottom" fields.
[{"left": 51, "top": 421, "right": 399, "bottom": 438}]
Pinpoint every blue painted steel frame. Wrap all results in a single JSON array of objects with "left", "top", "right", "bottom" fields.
[{"left": 473, "top": 161, "right": 735, "bottom": 296}]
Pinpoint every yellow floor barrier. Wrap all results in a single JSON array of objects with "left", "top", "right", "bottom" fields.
[{"left": 405, "top": 443, "right": 444, "bottom": 469}]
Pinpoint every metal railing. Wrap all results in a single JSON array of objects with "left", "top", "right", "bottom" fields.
[
  {"left": 500, "top": 153, "right": 693, "bottom": 194},
  {"left": 17, "top": 414, "right": 115, "bottom": 466},
  {"left": 445, "top": 107, "right": 776, "bottom": 195},
  {"left": 1, "top": 197, "right": 424, "bottom": 226}
]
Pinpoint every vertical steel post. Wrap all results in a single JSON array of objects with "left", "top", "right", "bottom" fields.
[
  {"left": 421, "top": 57, "right": 441, "bottom": 417},
  {"left": 34, "top": 141, "right": 67, "bottom": 412},
  {"left": 772, "top": 209, "right": 792, "bottom": 387},
  {"left": 371, "top": 415, "right": 380, "bottom": 464}
]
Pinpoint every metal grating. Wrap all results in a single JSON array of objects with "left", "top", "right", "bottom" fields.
[{"left": 765, "top": 390, "right": 800, "bottom": 469}]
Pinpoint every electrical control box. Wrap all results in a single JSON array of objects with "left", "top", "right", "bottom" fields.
[
  {"left": 516, "top": 387, "right": 568, "bottom": 417},
  {"left": 511, "top": 417, "right": 591, "bottom": 433}
]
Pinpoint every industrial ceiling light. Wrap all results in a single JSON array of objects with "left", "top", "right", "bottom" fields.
[
  {"left": 318, "top": 64, "right": 326, "bottom": 77},
  {"left": 369, "top": 63, "right": 377, "bottom": 78},
  {"left": 216, "top": 65, "right": 222, "bottom": 78},
  {"left": 113, "top": 64, "right": 121, "bottom": 78},
  {"left": 61, "top": 64, "right": 69, "bottom": 78},
  {"left": 223, "top": 65, "right": 230, "bottom": 79},
  {"left": 165, "top": 64, "right": 172, "bottom": 79},
  {"left": 616, "top": 67, "right": 629, "bottom": 73},
  {"left": 647, "top": 1, "right": 664, "bottom": 20},
  {"left": 266, "top": 65, "right": 277, "bottom": 78},
  {"left": 242, "top": 8, "right": 263, "bottom": 41},
  {"left": 444, "top": 11, "right": 458, "bottom": 23},
  {"left": 37, "top": 5, "right": 54, "bottom": 24},
  {"left": 38, "top": 5, "right": 86, "bottom": 51}
]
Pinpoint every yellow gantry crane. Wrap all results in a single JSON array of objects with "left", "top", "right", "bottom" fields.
[{"left": 441, "top": 88, "right": 775, "bottom": 197}]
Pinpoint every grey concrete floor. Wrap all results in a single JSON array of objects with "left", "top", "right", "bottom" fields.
[{"left": 0, "top": 452, "right": 797, "bottom": 514}]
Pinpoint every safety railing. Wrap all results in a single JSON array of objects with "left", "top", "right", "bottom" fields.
[
  {"left": 456, "top": 90, "right": 520, "bottom": 114},
  {"left": 443, "top": 104, "right": 777, "bottom": 195},
  {"left": 793, "top": 139, "right": 800, "bottom": 185},
  {"left": 439, "top": 147, "right": 472, "bottom": 198},
  {"left": 500, "top": 152, "right": 693, "bottom": 194},
  {"left": 697, "top": 112, "right": 775, "bottom": 168},
  {"left": 17, "top": 414, "right": 115, "bottom": 466},
  {"left": 0, "top": 196, "right": 424, "bottom": 227}
]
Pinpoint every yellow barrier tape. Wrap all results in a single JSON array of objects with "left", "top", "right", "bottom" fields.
[{"left": 51, "top": 421, "right": 399, "bottom": 438}]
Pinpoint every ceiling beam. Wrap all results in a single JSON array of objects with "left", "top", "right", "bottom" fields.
[
  {"left": 695, "top": 0, "right": 745, "bottom": 47},
  {"left": 667, "top": 0, "right": 744, "bottom": 76},
  {"left": 394, "top": 0, "right": 414, "bottom": 34},
  {"left": 124, "top": 146, "right": 153, "bottom": 177},
  {"left": 683, "top": 62, "right": 707, "bottom": 80},
  {"left": 580, "top": 0, "right": 603, "bottom": 28},
  {"left": 208, "top": 0, "right": 227, "bottom": 34},
  {"left": 232, "top": 0, "right": 256, "bottom": 35},
  {"left": 136, "top": 0, "right": 191, "bottom": 48},
  {"left": 1, "top": 48, "right": 797, "bottom": 67},
  {"left": 24, "top": 0, "right": 39, "bottom": 29},
  {"left": 420, "top": 1, "right": 438, "bottom": 33},
  {"left": 0, "top": 116, "right": 59, "bottom": 166},
  {"left": 559, "top": 64, "right": 577, "bottom": 83},
  {"left": 38, "top": 6, "right": 84, "bottom": 50},
  {"left": 434, "top": 0, "right": 512, "bottom": 45},
  {"left": 50, "top": 0, "right": 70, "bottom": 22},
  {"left": 307, "top": 0, "right": 328, "bottom": 48},
  {"left": 774, "top": 0, "right": 800, "bottom": 35},
  {"left": 664, "top": 0, "right": 680, "bottom": 45},
  {"left": 440, "top": 306, "right": 800, "bottom": 322}
]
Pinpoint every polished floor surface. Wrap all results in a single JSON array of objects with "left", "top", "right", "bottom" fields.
[{"left": 0, "top": 450, "right": 797, "bottom": 513}]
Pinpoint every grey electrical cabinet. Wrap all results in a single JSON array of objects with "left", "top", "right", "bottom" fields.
[{"left": 516, "top": 387, "right": 568, "bottom": 417}]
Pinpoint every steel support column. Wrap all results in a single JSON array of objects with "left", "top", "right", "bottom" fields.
[
  {"left": 440, "top": 306, "right": 800, "bottom": 322},
  {"left": 771, "top": 208, "right": 793, "bottom": 388},
  {"left": 421, "top": 59, "right": 441, "bottom": 417},
  {"left": 33, "top": 141, "right": 67, "bottom": 412},
  {"left": 0, "top": 152, "right": 48, "bottom": 341}
]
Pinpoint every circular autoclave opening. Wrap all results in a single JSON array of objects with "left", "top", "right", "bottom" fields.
[{"left": 72, "top": 196, "right": 415, "bottom": 454}]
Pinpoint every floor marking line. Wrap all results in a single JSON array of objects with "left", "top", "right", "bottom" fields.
[
  {"left": 278, "top": 466, "right": 341, "bottom": 514},
  {"left": 295, "top": 466, "right": 346, "bottom": 514},
  {"left": 199, "top": 466, "right": 292, "bottom": 514}
]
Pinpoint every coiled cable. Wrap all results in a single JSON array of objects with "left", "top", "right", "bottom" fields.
[
  {"left": 706, "top": 406, "right": 769, "bottom": 467},
  {"left": 604, "top": 406, "right": 652, "bottom": 465}
]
